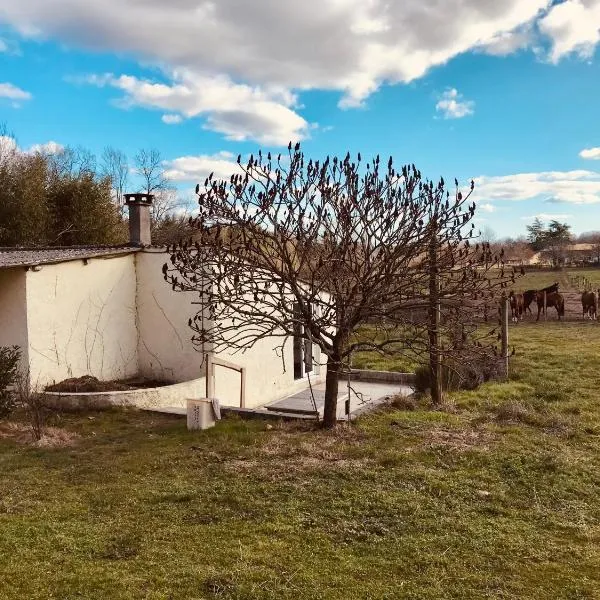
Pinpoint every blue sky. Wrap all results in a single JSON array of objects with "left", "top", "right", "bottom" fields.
[{"left": 1, "top": 0, "right": 600, "bottom": 239}]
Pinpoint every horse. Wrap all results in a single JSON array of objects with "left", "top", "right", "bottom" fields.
[
  {"left": 536, "top": 290, "right": 564, "bottom": 321},
  {"left": 509, "top": 291, "right": 524, "bottom": 322},
  {"left": 581, "top": 290, "right": 598, "bottom": 320},
  {"left": 524, "top": 282, "right": 559, "bottom": 316}
]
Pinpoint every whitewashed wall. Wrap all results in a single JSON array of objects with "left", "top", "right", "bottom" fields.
[
  {"left": 136, "top": 251, "right": 205, "bottom": 383},
  {"left": 25, "top": 256, "right": 139, "bottom": 387},
  {"left": 0, "top": 268, "right": 29, "bottom": 369},
  {"left": 213, "top": 289, "right": 328, "bottom": 409}
]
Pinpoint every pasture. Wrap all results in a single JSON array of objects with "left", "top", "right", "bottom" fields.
[
  {"left": 507, "top": 268, "right": 600, "bottom": 321},
  {"left": 1, "top": 321, "right": 600, "bottom": 599}
]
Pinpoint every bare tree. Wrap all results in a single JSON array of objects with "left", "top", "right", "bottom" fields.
[
  {"left": 150, "top": 188, "right": 182, "bottom": 227},
  {"left": 134, "top": 148, "right": 169, "bottom": 195},
  {"left": 48, "top": 146, "right": 96, "bottom": 180},
  {"left": 164, "top": 145, "right": 514, "bottom": 428},
  {"left": 101, "top": 146, "right": 129, "bottom": 216}
]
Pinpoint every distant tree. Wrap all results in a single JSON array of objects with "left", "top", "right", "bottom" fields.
[
  {"left": 0, "top": 138, "right": 126, "bottom": 247},
  {"left": 480, "top": 226, "right": 497, "bottom": 244},
  {"left": 526, "top": 217, "right": 546, "bottom": 251},
  {"left": 101, "top": 146, "right": 129, "bottom": 216},
  {"left": 134, "top": 148, "right": 169, "bottom": 195},
  {"left": 543, "top": 220, "right": 571, "bottom": 267},
  {"left": 165, "top": 145, "right": 514, "bottom": 428},
  {"left": 0, "top": 152, "right": 50, "bottom": 245},
  {"left": 46, "top": 171, "right": 125, "bottom": 245},
  {"left": 151, "top": 212, "right": 195, "bottom": 246}
]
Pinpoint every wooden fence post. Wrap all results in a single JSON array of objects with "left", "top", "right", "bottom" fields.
[
  {"left": 428, "top": 224, "right": 442, "bottom": 405},
  {"left": 500, "top": 296, "right": 509, "bottom": 379},
  {"left": 544, "top": 290, "right": 547, "bottom": 321}
]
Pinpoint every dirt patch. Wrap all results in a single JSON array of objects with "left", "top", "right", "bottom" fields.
[
  {"left": 422, "top": 426, "right": 497, "bottom": 452},
  {"left": 45, "top": 375, "right": 171, "bottom": 393},
  {"left": 0, "top": 422, "right": 79, "bottom": 448},
  {"left": 223, "top": 427, "right": 372, "bottom": 477}
]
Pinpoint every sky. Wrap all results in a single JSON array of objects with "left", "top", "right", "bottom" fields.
[{"left": 1, "top": 0, "right": 599, "bottom": 239}]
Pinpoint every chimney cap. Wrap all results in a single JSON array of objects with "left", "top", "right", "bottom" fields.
[{"left": 125, "top": 192, "right": 154, "bottom": 205}]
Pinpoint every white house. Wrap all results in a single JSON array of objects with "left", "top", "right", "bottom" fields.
[{"left": 0, "top": 195, "right": 326, "bottom": 409}]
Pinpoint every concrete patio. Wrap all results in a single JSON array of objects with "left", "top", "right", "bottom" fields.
[
  {"left": 143, "top": 371, "right": 414, "bottom": 422},
  {"left": 264, "top": 379, "right": 413, "bottom": 419}
]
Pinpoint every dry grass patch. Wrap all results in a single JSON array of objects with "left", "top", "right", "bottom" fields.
[{"left": 0, "top": 421, "right": 79, "bottom": 448}]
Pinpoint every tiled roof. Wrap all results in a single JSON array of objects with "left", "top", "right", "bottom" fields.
[{"left": 0, "top": 246, "right": 139, "bottom": 268}]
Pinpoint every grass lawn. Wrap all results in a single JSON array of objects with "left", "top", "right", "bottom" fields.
[{"left": 1, "top": 323, "right": 600, "bottom": 599}]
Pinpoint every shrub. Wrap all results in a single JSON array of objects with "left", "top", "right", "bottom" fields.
[
  {"left": 412, "top": 348, "right": 504, "bottom": 395},
  {"left": 0, "top": 346, "right": 21, "bottom": 419}
]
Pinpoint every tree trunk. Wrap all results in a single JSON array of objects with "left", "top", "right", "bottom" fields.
[
  {"left": 322, "top": 358, "right": 340, "bottom": 428},
  {"left": 428, "top": 226, "right": 443, "bottom": 405}
]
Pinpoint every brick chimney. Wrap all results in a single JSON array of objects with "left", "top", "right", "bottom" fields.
[{"left": 125, "top": 193, "right": 153, "bottom": 247}]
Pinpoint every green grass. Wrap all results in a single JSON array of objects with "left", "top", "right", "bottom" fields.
[{"left": 1, "top": 323, "right": 600, "bottom": 599}]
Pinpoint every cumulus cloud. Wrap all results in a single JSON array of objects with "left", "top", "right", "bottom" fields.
[
  {"left": 0, "top": 82, "right": 31, "bottom": 101},
  {"left": 538, "top": 0, "right": 600, "bottom": 63},
  {"left": 474, "top": 170, "right": 600, "bottom": 205},
  {"left": 580, "top": 147, "right": 600, "bottom": 160},
  {"left": 2, "top": 0, "right": 599, "bottom": 141},
  {"left": 477, "top": 26, "right": 534, "bottom": 56},
  {"left": 163, "top": 151, "right": 241, "bottom": 183},
  {"left": 86, "top": 71, "right": 309, "bottom": 145},
  {"left": 0, "top": 0, "right": 552, "bottom": 109},
  {"left": 435, "top": 88, "right": 474, "bottom": 119},
  {"left": 478, "top": 202, "right": 496, "bottom": 213},
  {"left": 0, "top": 136, "right": 63, "bottom": 156},
  {"left": 28, "top": 140, "right": 64, "bottom": 154},
  {"left": 0, "top": 39, "right": 6, "bottom": 52}
]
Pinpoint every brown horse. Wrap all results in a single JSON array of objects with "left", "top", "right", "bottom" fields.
[
  {"left": 509, "top": 291, "right": 524, "bottom": 322},
  {"left": 524, "top": 282, "right": 559, "bottom": 316},
  {"left": 536, "top": 290, "right": 565, "bottom": 321},
  {"left": 581, "top": 290, "right": 598, "bottom": 320}
]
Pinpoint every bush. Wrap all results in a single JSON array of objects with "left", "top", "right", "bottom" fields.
[
  {"left": 413, "top": 348, "right": 504, "bottom": 395},
  {"left": 0, "top": 346, "right": 21, "bottom": 418}
]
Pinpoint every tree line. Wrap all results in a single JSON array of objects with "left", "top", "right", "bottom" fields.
[{"left": 0, "top": 126, "right": 190, "bottom": 247}]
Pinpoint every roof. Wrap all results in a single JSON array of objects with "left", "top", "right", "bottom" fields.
[
  {"left": 567, "top": 243, "right": 595, "bottom": 252},
  {"left": 0, "top": 246, "right": 140, "bottom": 269}
]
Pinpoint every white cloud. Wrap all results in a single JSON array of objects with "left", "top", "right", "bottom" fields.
[
  {"left": 477, "top": 26, "right": 534, "bottom": 56},
  {"left": 0, "top": 136, "right": 64, "bottom": 157},
  {"left": 0, "top": 82, "right": 31, "bottom": 101},
  {"left": 27, "top": 140, "right": 64, "bottom": 154},
  {"left": 478, "top": 202, "right": 496, "bottom": 212},
  {"left": 538, "top": 0, "right": 600, "bottom": 63},
  {"left": 0, "top": 0, "right": 551, "bottom": 111},
  {"left": 580, "top": 147, "right": 600, "bottom": 160},
  {"left": 163, "top": 151, "right": 240, "bottom": 183},
  {"left": 474, "top": 170, "right": 600, "bottom": 205},
  {"left": 161, "top": 114, "right": 183, "bottom": 125},
  {"left": 0, "top": 39, "right": 7, "bottom": 52},
  {"left": 86, "top": 71, "right": 309, "bottom": 145},
  {"left": 435, "top": 88, "right": 474, "bottom": 119},
  {"left": 520, "top": 213, "right": 573, "bottom": 221},
  {"left": 3, "top": 0, "right": 599, "bottom": 137}
]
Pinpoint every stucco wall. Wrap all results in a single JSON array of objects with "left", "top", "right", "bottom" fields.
[
  {"left": 25, "top": 255, "right": 139, "bottom": 387},
  {"left": 0, "top": 268, "right": 29, "bottom": 369},
  {"left": 136, "top": 250, "right": 205, "bottom": 383},
  {"left": 213, "top": 292, "right": 327, "bottom": 408},
  {"left": 214, "top": 331, "right": 326, "bottom": 408}
]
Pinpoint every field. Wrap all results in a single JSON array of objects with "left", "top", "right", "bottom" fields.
[{"left": 1, "top": 320, "right": 599, "bottom": 599}]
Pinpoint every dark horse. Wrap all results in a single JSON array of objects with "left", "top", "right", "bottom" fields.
[
  {"left": 581, "top": 290, "right": 598, "bottom": 320},
  {"left": 524, "top": 282, "right": 559, "bottom": 316},
  {"left": 536, "top": 290, "right": 565, "bottom": 321},
  {"left": 508, "top": 291, "right": 524, "bottom": 322}
]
